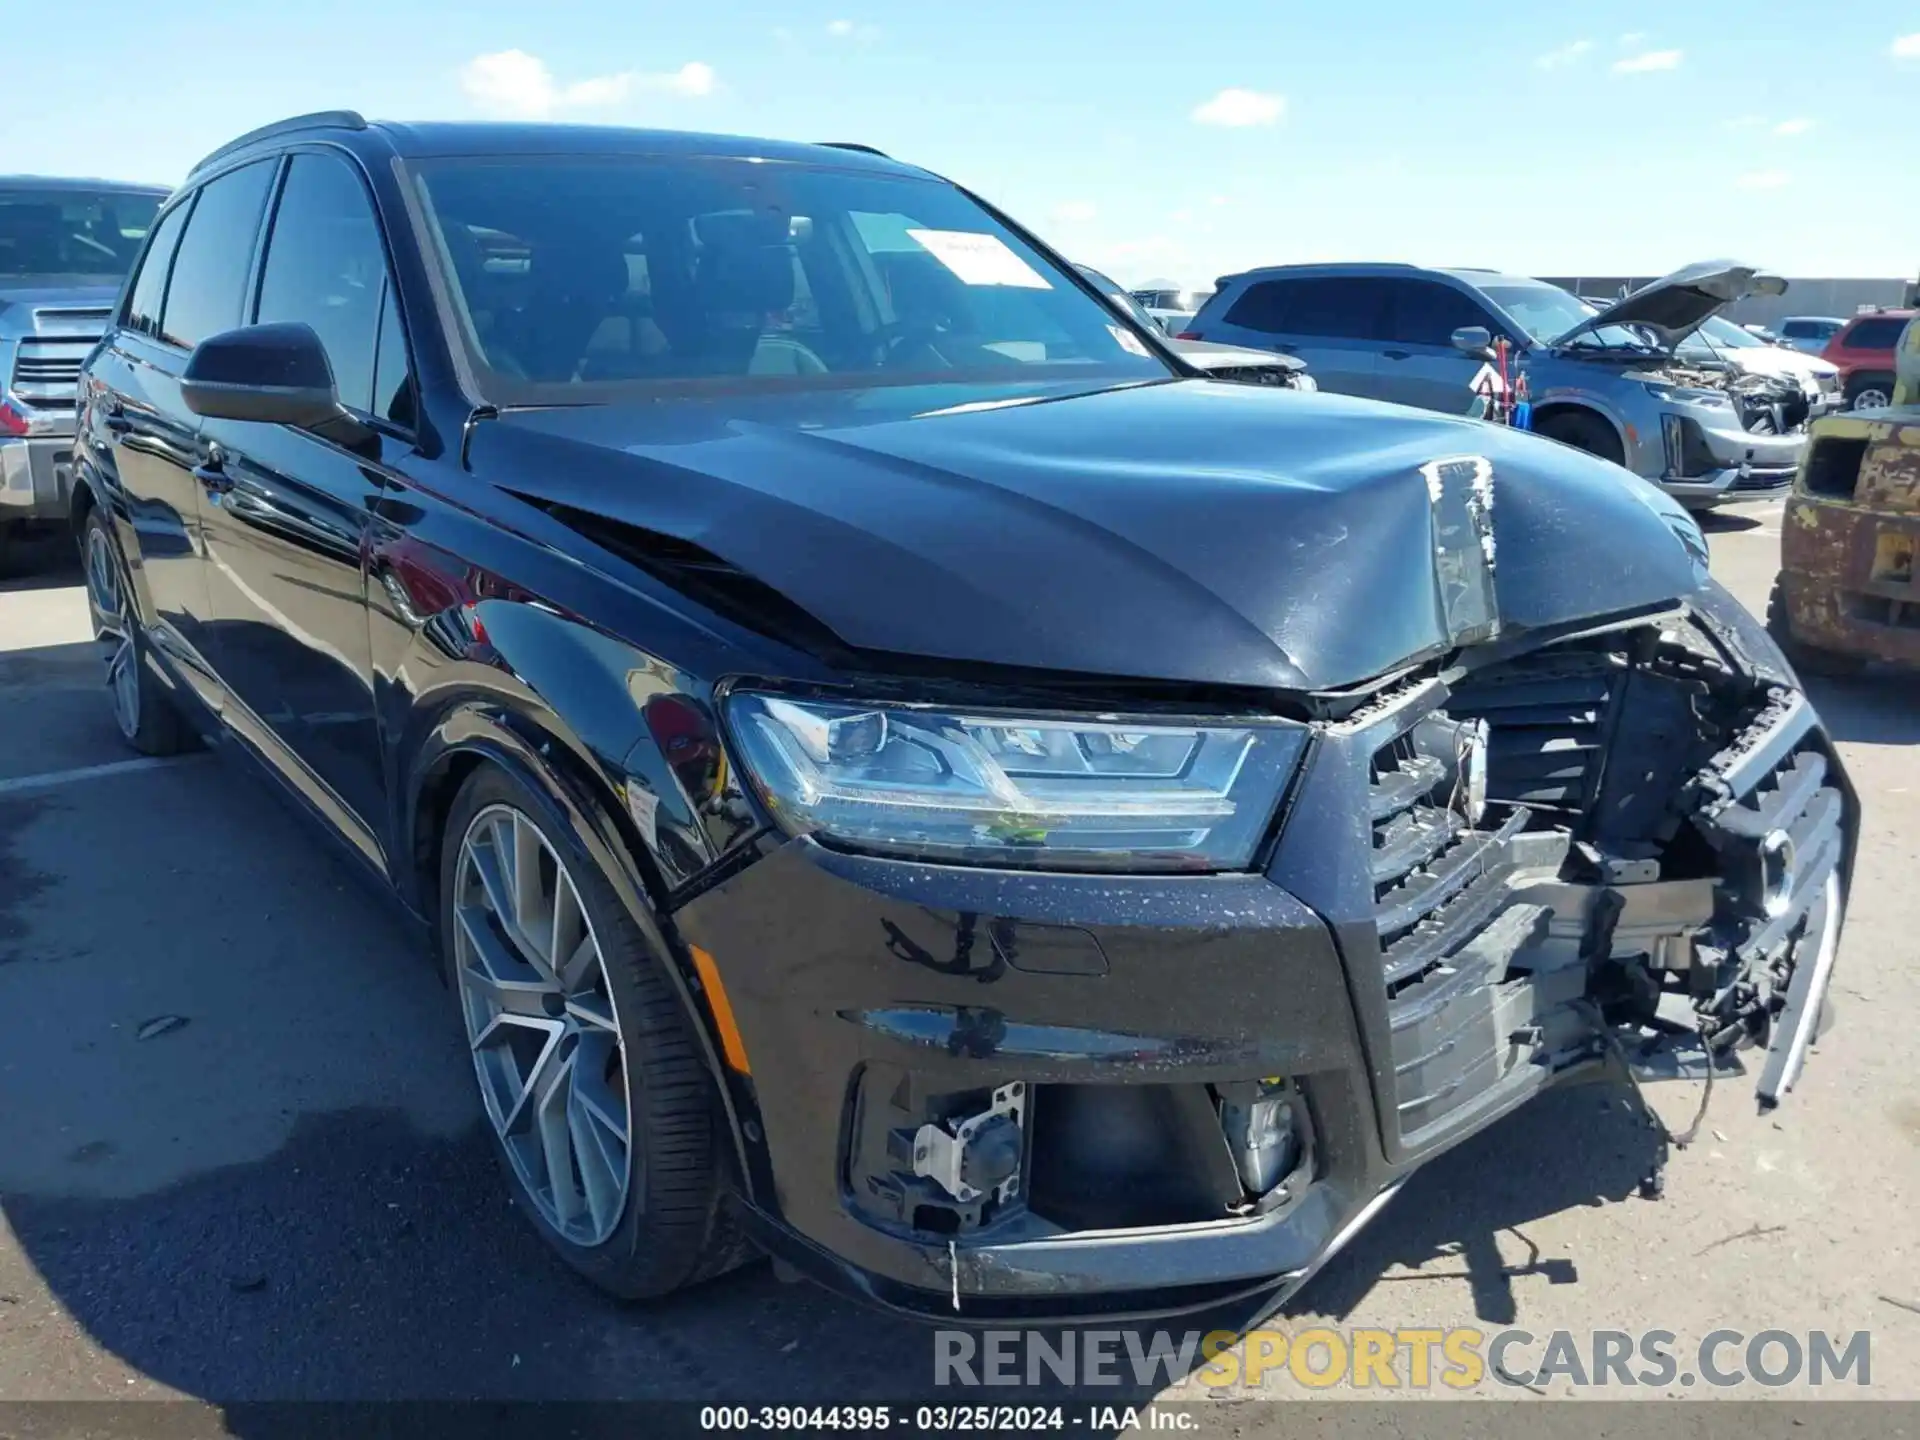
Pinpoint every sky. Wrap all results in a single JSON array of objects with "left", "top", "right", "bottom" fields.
[{"left": 9, "top": 1, "right": 1919, "bottom": 292}]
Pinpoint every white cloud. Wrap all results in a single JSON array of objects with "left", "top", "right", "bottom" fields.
[
  {"left": 1052, "top": 200, "right": 1098, "bottom": 223},
  {"left": 460, "top": 50, "right": 714, "bottom": 118},
  {"left": 1773, "top": 117, "right": 1814, "bottom": 136},
  {"left": 1535, "top": 39, "right": 1593, "bottom": 69},
  {"left": 1192, "top": 88, "right": 1285, "bottom": 127},
  {"left": 1736, "top": 170, "right": 1791, "bottom": 190},
  {"left": 1612, "top": 48, "right": 1682, "bottom": 73},
  {"left": 1618, "top": 31, "right": 1647, "bottom": 45},
  {"left": 825, "top": 19, "right": 880, "bottom": 41},
  {"left": 1894, "top": 32, "right": 1920, "bottom": 58}
]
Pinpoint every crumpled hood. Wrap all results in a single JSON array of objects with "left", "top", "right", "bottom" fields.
[
  {"left": 476, "top": 379, "right": 1708, "bottom": 691},
  {"left": 1556, "top": 261, "right": 1787, "bottom": 348}
]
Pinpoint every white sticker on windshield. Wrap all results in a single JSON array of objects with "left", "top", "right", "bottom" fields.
[
  {"left": 906, "top": 229, "right": 1053, "bottom": 289},
  {"left": 1108, "top": 325, "right": 1149, "bottom": 356}
]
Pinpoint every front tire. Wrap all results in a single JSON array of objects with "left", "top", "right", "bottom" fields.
[
  {"left": 438, "top": 763, "right": 753, "bottom": 1298},
  {"left": 1845, "top": 374, "right": 1895, "bottom": 411},
  {"left": 1534, "top": 409, "right": 1626, "bottom": 466},
  {"left": 1767, "top": 576, "right": 1868, "bottom": 678},
  {"left": 81, "top": 508, "right": 192, "bottom": 755}
]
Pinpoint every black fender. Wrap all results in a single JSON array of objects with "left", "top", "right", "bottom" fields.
[{"left": 404, "top": 700, "right": 763, "bottom": 1199}]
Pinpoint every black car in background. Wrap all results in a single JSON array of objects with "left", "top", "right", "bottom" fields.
[{"left": 74, "top": 112, "right": 1856, "bottom": 1321}]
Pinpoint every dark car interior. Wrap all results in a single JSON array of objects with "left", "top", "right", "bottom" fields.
[{"left": 411, "top": 158, "right": 1160, "bottom": 394}]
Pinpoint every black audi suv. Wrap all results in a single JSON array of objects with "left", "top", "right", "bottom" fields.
[{"left": 73, "top": 111, "right": 1856, "bottom": 1320}]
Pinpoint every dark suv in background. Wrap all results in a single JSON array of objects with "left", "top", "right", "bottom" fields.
[
  {"left": 74, "top": 112, "right": 1854, "bottom": 1322},
  {"left": 0, "top": 176, "right": 167, "bottom": 571}
]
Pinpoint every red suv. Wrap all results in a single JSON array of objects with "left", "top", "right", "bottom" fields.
[{"left": 1822, "top": 308, "right": 1915, "bottom": 410}]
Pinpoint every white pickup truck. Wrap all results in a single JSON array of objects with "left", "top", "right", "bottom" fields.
[{"left": 0, "top": 176, "right": 168, "bottom": 572}]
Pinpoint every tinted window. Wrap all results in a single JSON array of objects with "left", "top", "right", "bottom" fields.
[
  {"left": 125, "top": 200, "right": 191, "bottom": 337},
  {"left": 1383, "top": 280, "right": 1495, "bottom": 346},
  {"left": 1221, "top": 280, "right": 1295, "bottom": 333},
  {"left": 0, "top": 186, "right": 163, "bottom": 284},
  {"left": 1782, "top": 320, "right": 1822, "bottom": 339},
  {"left": 410, "top": 156, "right": 1168, "bottom": 399},
  {"left": 1843, "top": 318, "right": 1907, "bottom": 350},
  {"left": 372, "top": 284, "right": 413, "bottom": 426},
  {"left": 161, "top": 161, "right": 275, "bottom": 350},
  {"left": 255, "top": 154, "right": 394, "bottom": 414},
  {"left": 1283, "top": 278, "right": 1389, "bottom": 341}
]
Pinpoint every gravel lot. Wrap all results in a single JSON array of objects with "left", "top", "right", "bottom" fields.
[{"left": 0, "top": 500, "right": 1915, "bottom": 1421}]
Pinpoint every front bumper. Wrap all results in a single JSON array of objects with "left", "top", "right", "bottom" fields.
[
  {"left": 1660, "top": 413, "right": 1806, "bottom": 506},
  {"left": 673, "top": 633, "right": 1856, "bottom": 1322},
  {"left": 0, "top": 435, "right": 76, "bottom": 520}
]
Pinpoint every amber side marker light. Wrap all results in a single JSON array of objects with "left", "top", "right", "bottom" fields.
[{"left": 689, "top": 944, "right": 752, "bottom": 1074}]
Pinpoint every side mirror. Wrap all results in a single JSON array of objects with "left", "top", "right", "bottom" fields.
[
  {"left": 181, "top": 323, "right": 345, "bottom": 429},
  {"left": 1450, "top": 325, "right": 1495, "bottom": 358}
]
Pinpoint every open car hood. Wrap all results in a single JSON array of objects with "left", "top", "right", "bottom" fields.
[
  {"left": 1168, "top": 335, "right": 1306, "bottom": 373},
  {"left": 1553, "top": 261, "right": 1788, "bottom": 348}
]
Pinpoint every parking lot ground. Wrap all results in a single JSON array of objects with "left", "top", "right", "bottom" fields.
[{"left": 1, "top": 497, "right": 1917, "bottom": 1416}]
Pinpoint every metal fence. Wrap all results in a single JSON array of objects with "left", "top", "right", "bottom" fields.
[{"left": 1541, "top": 276, "right": 1914, "bottom": 328}]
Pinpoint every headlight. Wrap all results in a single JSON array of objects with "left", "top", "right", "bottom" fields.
[
  {"left": 1644, "top": 382, "right": 1732, "bottom": 409},
  {"left": 726, "top": 692, "right": 1307, "bottom": 871},
  {"left": 1291, "top": 372, "right": 1318, "bottom": 392}
]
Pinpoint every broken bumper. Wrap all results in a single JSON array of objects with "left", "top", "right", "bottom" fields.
[{"left": 674, "top": 621, "right": 1856, "bottom": 1322}]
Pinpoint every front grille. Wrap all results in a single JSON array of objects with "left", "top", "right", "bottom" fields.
[
  {"left": 8, "top": 337, "right": 93, "bottom": 410},
  {"left": 1367, "top": 709, "right": 1542, "bottom": 1143},
  {"left": 1448, "top": 656, "right": 1618, "bottom": 818}
]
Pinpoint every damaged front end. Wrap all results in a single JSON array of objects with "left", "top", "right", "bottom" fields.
[{"left": 677, "top": 592, "right": 1855, "bottom": 1322}]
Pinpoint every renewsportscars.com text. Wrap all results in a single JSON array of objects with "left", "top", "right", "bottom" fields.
[{"left": 934, "top": 1327, "right": 1872, "bottom": 1391}]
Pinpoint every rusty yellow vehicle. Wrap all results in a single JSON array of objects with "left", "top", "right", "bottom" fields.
[{"left": 1770, "top": 314, "right": 1920, "bottom": 674}]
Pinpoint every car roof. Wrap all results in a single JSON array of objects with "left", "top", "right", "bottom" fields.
[
  {"left": 188, "top": 112, "right": 927, "bottom": 182},
  {"left": 0, "top": 174, "right": 171, "bottom": 195}
]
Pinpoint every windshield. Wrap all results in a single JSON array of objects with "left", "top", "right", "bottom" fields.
[
  {"left": 408, "top": 156, "right": 1170, "bottom": 400},
  {"left": 1477, "top": 283, "right": 1653, "bottom": 350},
  {"left": 1689, "top": 315, "right": 1765, "bottom": 350},
  {"left": 0, "top": 187, "right": 163, "bottom": 285}
]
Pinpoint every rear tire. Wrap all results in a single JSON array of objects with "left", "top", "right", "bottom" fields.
[
  {"left": 1767, "top": 576, "right": 1868, "bottom": 678},
  {"left": 437, "top": 763, "right": 755, "bottom": 1299},
  {"left": 1534, "top": 409, "right": 1626, "bottom": 466},
  {"left": 81, "top": 508, "right": 193, "bottom": 756}
]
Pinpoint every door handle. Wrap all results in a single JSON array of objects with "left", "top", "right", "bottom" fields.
[{"left": 193, "top": 446, "right": 234, "bottom": 496}]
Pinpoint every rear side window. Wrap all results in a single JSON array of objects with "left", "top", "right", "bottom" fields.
[
  {"left": 1382, "top": 280, "right": 1495, "bottom": 347},
  {"left": 1221, "top": 280, "right": 1296, "bottom": 334},
  {"left": 1783, "top": 319, "right": 1831, "bottom": 340},
  {"left": 124, "top": 201, "right": 191, "bottom": 337},
  {"left": 255, "top": 153, "right": 398, "bottom": 415},
  {"left": 161, "top": 160, "right": 276, "bottom": 350},
  {"left": 1841, "top": 317, "right": 1907, "bottom": 350},
  {"left": 1283, "top": 278, "right": 1389, "bottom": 341}
]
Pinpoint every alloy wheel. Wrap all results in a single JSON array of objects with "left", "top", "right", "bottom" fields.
[
  {"left": 453, "top": 803, "right": 633, "bottom": 1247},
  {"left": 84, "top": 524, "right": 140, "bottom": 740},
  {"left": 1852, "top": 388, "right": 1891, "bottom": 411}
]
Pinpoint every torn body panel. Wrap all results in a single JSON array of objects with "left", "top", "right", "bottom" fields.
[{"left": 1780, "top": 411, "right": 1920, "bottom": 670}]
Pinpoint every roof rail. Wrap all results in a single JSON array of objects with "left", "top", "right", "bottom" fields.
[
  {"left": 188, "top": 110, "right": 368, "bottom": 178},
  {"left": 817, "top": 141, "right": 891, "bottom": 158}
]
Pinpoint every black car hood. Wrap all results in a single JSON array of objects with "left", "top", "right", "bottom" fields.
[{"left": 475, "top": 379, "right": 1707, "bottom": 691}]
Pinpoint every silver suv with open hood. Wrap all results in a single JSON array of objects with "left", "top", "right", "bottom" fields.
[{"left": 1187, "top": 259, "right": 1806, "bottom": 509}]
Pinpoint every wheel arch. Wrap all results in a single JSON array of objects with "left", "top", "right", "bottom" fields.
[
  {"left": 404, "top": 700, "right": 759, "bottom": 1193},
  {"left": 1529, "top": 400, "right": 1628, "bottom": 463}
]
